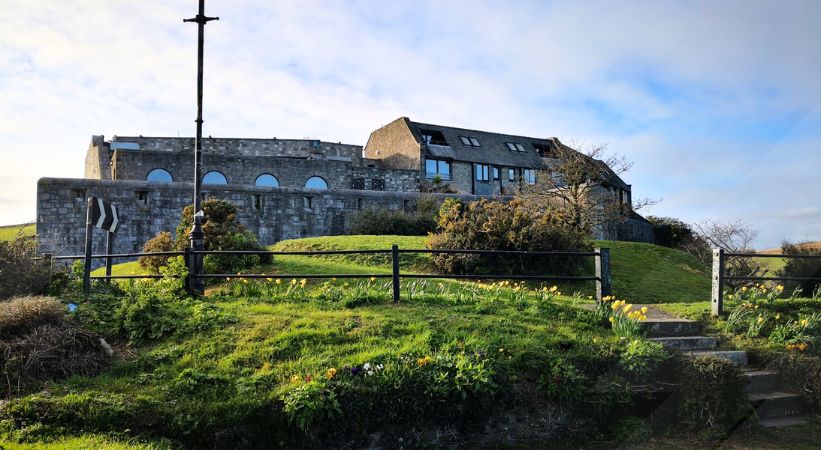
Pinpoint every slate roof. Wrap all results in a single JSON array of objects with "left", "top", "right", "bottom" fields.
[
  {"left": 405, "top": 118, "right": 629, "bottom": 190},
  {"left": 406, "top": 119, "right": 556, "bottom": 168}
]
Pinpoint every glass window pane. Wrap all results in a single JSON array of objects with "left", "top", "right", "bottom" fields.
[
  {"left": 305, "top": 176, "right": 328, "bottom": 190},
  {"left": 255, "top": 174, "right": 279, "bottom": 187},
  {"left": 202, "top": 171, "right": 227, "bottom": 185},
  {"left": 439, "top": 161, "right": 450, "bottom": 176},
  {"left": 146, "top": 168, "right": 173, "bottom": 183},
  {"left": 426, "top": 159, "right": 436, "bottom": 176},
  {"left": 470, "top": 138, "right": 480, "bottom": 147}
]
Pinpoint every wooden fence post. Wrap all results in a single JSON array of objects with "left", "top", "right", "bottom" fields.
[
  {"left": 595, "top": 247, "right": 612, "bottom": 303},
  {"left": 711, "top": 248, "right": 725, "bottom": 316},
  {"left": 391, "top": 244, "right": 400, "bottom": 303}
]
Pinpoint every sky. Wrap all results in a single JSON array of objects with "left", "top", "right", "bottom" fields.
[{"left": 0, "top": 0, "right": 819, "bottom": 248}]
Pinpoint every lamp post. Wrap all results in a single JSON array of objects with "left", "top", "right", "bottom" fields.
[{"left": 184, "top": 0, "right": 218, "bottom": 295}]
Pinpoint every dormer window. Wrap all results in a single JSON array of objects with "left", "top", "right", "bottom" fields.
[
  {"left": 460, "top": 136, "right": 480, "bottom": 147},
  {"left": 419, "top": 129, "right": 448, "bottom": 146},
  {"left": 533, "top": 143, "right": 553, "bottom": 157},
  {"left": 506, "top": 142, "right": 526, "bottom": 152}
]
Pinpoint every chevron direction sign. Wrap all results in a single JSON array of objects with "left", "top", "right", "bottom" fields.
[{"left": 90, "top": 197, "right": 119, "bottom": 233}]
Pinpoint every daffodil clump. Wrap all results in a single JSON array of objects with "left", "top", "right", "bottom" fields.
[
  {"left": 725, "top": 283, "right": 790, "bottom": 304},
  {"left": 726, "top": 298, "right": 819, "bottom": 352},
  {"left": 607, "top": 299, "right": 648, "bottom": 339}
]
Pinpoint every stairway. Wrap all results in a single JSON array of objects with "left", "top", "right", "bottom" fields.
[{"left": 642, "top": 308, "right": 808, "bottom": 428}]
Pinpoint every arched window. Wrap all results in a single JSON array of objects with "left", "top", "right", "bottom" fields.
[
  {"left": 304, "top": 176, "right": 328, "bottom": 190},
  {"left": 255, "top": 174, "right": 279, "bottom": 187},
  {"left": 146, "top": 168, "right": 173, "bottom": 183},
  {"left": 202, "top": 171, "right": 228, "bottom": 185}
]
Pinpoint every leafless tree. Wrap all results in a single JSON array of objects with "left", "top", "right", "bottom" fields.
[
  {"left": 517, "top": 140, "right": 658, "bottom": 234},
  {"left": 693, "top": 219, "right": 762, "bottom": 286}
]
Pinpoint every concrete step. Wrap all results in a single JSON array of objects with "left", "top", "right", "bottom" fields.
[
  {"left": 688, "top": 350, "right": 748, "bottom": 366},
  {"left": 643, "top": 319, "right": 701, "bottom": 337},
  {"left": 649, "top": 335, "right": 717, "bottom": 351},
  {"left": 758, "top": 415, "right": 809, "bottom": 428},
  {"left": 742, "top": 369, "right": 781, "bottom": 393},
  {"left": 748, "top": 391, "right": 802, "bottom": 419}
]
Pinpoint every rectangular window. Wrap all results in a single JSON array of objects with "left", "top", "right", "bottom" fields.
[
  {"left": 460, "top": 136, "right": 480, "bottom": 147},
  {"left": 425, "top": 159, "right": 452, "bottom": 180},
  {"left": 492, "top": 166, "right": 500, "bottom": 181},
  {"left": 303, "top": 196, "right": 313, "bottom": 209},
  {"left": 136, "top": 190, "right": 149, "bottom": 205},
  {"left": 506, "top": 142, "right": 526, "bottom": 152},
  {"left": 523, "top": 169, "right": 536, "bottom": 185},
  {"left": 475, "top": 164, "right": 490, "bottom": 182},
  {"left": 357, "top": 198, "right": 364, "bottom": 210},
  {"left": 508, "top": 168, "right": 515, "bottom": 182},
  {"left": 253, "top": 194, "right": 262, "bottom": 211}
]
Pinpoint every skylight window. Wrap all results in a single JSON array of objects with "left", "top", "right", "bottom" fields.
[
  {"left": 460, "top": 136, "right": 480, "bottom": 147},
  {"left": 419, "top": 129, "right": 448, "bottom": 146},
  {"left": 506, "top": 142, "right": 526, "bottom": 152}
]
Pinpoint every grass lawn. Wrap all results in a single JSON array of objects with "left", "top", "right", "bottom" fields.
[{"left": 0, "top": 223, "right": 35, "bottom": 241}]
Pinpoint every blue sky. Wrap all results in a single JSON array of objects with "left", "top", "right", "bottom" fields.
[{"left": 0, "top": 0, "right": 819, "bottom": 248}]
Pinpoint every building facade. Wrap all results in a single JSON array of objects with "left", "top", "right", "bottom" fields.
[{"left": 37, "top": 117, "right": 653, "bottom": 257}]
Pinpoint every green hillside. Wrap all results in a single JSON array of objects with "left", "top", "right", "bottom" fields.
[
  {"left": 0, "top": 223, "right": 35, "bottom": 241},
  {"left": 268, "top": 236, "right": 711, "bottom": 304}
]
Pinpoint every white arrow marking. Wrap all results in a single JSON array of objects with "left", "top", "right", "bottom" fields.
[{"left": 95, "top": 198, "right": 107, "bottom": 228}]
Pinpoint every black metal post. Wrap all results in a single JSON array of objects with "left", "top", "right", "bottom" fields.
[
  {"left": 711, "top": 248, "right": 725, "bottom": 316},
  {"left": 594, "top": 247, "right": 612, "bottom": 303},
  {"left": 104, "top": 231, "right": 114, "bottom": 284},
  {"left": 392, "top": 244, "right": 400, "bottom": 303},
  {"left": 184, "top": 0, "right": 218, "bottom": 296},
  {"left": 83, "top": 197, "right": 94, "bottom": 294}
]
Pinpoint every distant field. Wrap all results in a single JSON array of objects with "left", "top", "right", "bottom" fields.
[
  {"left": 0, "top": 223, "right": 35, "bottom": 241},
  {"left": 755, "top": 241, "right": 820, "bottom": 274}
]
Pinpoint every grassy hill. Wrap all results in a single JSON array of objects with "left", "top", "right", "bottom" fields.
[
  {"left": 0, "top": 223, "right": 35, "bottom": 241},
  {"left": 97, "top": 236, "right": 711, "bottom": 303}
]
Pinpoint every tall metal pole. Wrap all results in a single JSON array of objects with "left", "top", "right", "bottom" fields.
[{"left": 184, "top": 0, "right": 218, "bottom": 295}]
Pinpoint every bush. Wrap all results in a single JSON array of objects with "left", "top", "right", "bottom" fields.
[
  {"left": 349, "top": 196, "right": 439, "bottom": 236},
  {"left": 779, "top": 241, "right": 821, "bottom": 296},
  {"left": 137, "top": 231, "right": 175, "bottom": 273},
  {"left": 175, "top": 198, "right": 269, "bottom": 274},
  {"left": 0, "top": 235, "right": 51, "bottom": 300},
  {"left": 647, "top": 216, "right": 710, "bottom": 262},
  {"left": 426, "top": 198, "right": 591, "bottom": 275}
]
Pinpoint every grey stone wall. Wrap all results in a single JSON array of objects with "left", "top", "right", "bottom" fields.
[
  {"left": 111, "top": 150, "right": 418, "bottom": 192},
  {"left": 36, "top": 178, "right": 477, "bottom": 257}
]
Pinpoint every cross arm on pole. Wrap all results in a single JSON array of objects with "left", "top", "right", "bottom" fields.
[{"left": 183, "top": 15, "right": 219, "bottom": 24}]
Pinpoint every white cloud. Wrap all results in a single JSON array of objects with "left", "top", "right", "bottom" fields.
[{"left": 0, "top": 0, "right": 819, "bottom": 247}]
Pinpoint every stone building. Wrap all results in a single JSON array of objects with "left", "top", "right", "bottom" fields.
[{"left": 37, "top": 117, "right": 653, "bottom": 257}]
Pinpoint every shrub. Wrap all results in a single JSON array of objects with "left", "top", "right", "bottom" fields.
[
  {"left": 137, "top": 231, "right": 175, "bottom": 273},
  {"left": 175, "top": 198, "right": 269, "bottom": 274},
  {"left": 426, "top": 198, "right": 591, "bottom": 275},
  {"left": 0, "top": 235, "right": 51, "bottom": 300},
  {"left": 349, "top": 196, "right": 439, "bottom": 236},
  {"left": 647, "top": 216, "right": 710, "bottom": 262},
  {"left": 779, "top": 241, "right": 821, "bottom": 296}
]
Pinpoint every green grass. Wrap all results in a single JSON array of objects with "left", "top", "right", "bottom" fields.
[{"left": 0, "top": 223, "right": 35, "bottom": 241}]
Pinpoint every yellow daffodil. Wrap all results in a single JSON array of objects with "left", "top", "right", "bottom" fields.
[
  {"left": 777, "top": 285, "right": 785, "bottom": 291},
  {"left": 742, "top": 286, "right": 748, "bottom": 292},
  {"left": 266, "top": 277, "right": 273, "bottom": 283},
  {"left": 300, "top": 278, "right": 307, "bottom": 287},
  {"left": 641, "top": 306, "right": 648, "bottom": 314},
  {"left": 290, "top": 374, "right": 301, "bottom": 383},
  {"left": 370, "top": 277, "right": 377, "bottom": 282},
  {"left": 326, "top": 368, "right": 337, "bottom": 379},
  {"left": 800, "top": 319, "right": 809, "bottom": 327},
  {"left": 290, "top": 279, "right": 297, "bottom": 286},
  {"left": 275, "top": 279, "right": 282, "bottom": 285},
  {"left": 608, "top": 316, "right": 615, "bottom": 323}
]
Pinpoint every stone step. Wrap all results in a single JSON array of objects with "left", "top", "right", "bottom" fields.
[
  {"left": 688, "top": 350, "right": 748, "bottom": 366},
  {"left": 748, "top": 391, "right": 803, "bottom": 419},
  {"left": 643, "top": 319, "right": 701, "bottom": 337},
  {"left": 742, "top": 369, "right": 781, "bottom": 393},
  {"left": 758, "top": 415, "right": 809, "bottom": 428},
  {"left": 649, "top": 336, "right": 717, "bottom": 351}
]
